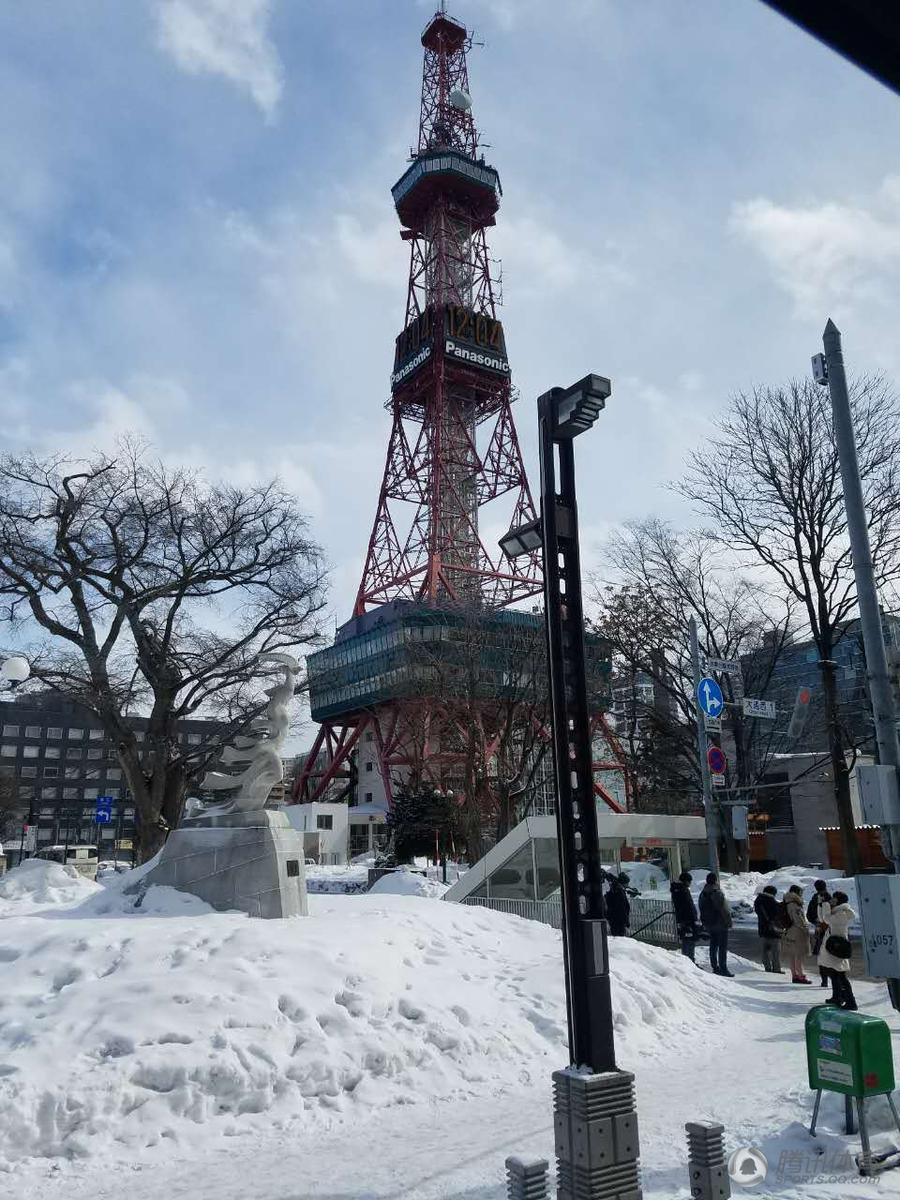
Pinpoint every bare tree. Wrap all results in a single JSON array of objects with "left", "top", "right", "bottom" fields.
[
  {"left": 678, "top": 377, "right": 900, "bottom": 875},
  {"left": 0, "top": 446, "right": 328, "bottom": 862},
  {"left": 593, "top": 519, "right": 794, "bottom": 866}
]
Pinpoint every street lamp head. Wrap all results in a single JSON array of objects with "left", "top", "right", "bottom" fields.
[
  {"left": 499, "top": 515, "right": 543, "bottom": 560},
  {"left": 1, "top": 656, "right": 30, "bottom": 686},
  {"left": 552, "top": 373, "right": 610, "bottom": 439},
  {"left": 811, "top": 353, "right": 829, "bottom": 387}
]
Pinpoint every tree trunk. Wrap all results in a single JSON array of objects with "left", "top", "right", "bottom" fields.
[{"left": 822, "top": 660, "right": 863, "bottom": 876}]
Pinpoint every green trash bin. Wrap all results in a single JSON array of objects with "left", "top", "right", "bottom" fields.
[
  {"left": 805, "top": 1006, "right": 900, "bottom": 1173},
  {"left": 806, "top": 1007, "right": 895, "bottom": 1098}
]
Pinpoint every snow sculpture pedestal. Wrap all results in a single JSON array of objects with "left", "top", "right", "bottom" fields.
[{"left": 139, "top": 809, "right": 307, "bottom": 919}]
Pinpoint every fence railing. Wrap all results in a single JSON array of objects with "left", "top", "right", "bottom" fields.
[{"left": 460, "top": 894, "right": 679, "bottom": 947}]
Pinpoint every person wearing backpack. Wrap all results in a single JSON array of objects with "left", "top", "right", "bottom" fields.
[
  {"left": 782, "top": 884, "right": 812, "bottom": 983},
  {"left": 818, "top": 890, "right": 858, "bottom": 1010},
  {"left": 807, "top": 879, "right": 831, "bottom": 988}
]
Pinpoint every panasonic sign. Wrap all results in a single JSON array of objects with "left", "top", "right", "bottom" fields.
[
  {"left": 390, "top": 344, "right": 432, "bottom": 387},
  {"left": 444, "top": 339, "right": 510, "bottom": 375}
]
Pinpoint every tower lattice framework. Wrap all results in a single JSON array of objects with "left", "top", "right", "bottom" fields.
[
  {"left": 354, "top": 10, "right": 540, "bottom": 614},
  {"left": 294, "top": 10, "right": 624, "bottom": 818}
]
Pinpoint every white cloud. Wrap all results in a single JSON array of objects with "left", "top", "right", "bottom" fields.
[
  {"left": 154, "top": 0, "right": 284, "bottom": 118},
  {"left": 730, "top": 177, "right": 900, "bottom": 317}
]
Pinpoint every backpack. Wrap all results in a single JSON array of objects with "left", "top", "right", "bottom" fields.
[
  {"left": 776, "top": 900, "right": 791, "bottom": 931},
  {"left": 806, "top": 894, "right": 824, "bottom": 924}
]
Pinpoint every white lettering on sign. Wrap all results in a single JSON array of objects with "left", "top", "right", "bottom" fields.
[
  {"left": 705, "top": 657, "right": 741, "bottom": 674},
  {"left": 445, "top": 339, "right": 510, "bottom": 374},
  {"left": 390, "top": 344, "right": 432, "bottom": 386},
  {"left": 818, "top": 1059, "right": 854, "bottom": 1088},
  {"left": 711, "top": 773, "right": 726, "bottom": 788}
]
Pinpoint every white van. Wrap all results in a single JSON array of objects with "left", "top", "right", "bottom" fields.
[{"left": 35, "top": 844, "right": 100, "bottom": 881}]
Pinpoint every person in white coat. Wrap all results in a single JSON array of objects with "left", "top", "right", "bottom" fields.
[{"left": 818, "top": 890, "right": 858, "bottom": 1011}]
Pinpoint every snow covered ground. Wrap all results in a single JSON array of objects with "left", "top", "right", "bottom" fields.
[{"left": 1, "top": 860, "right": 899, "bottom": 1198}]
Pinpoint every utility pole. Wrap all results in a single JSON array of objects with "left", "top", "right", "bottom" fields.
[
  {"left": 689, "top": 616, "right": 720, "bottom": 873},
  {"left": 818, "top": 321, "right": 900, "bottom": 1011},
  {"left": 821, "top": 321, "right": 900, "bottom": 866}
]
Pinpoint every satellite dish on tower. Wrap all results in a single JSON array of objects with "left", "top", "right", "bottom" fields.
[{"left": 449, "top": 87, "right": 472, "bottom": 111}]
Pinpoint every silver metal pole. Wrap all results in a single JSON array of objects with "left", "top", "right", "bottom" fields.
[
  {"left": 689, "top": 616, "right": 719, "bottom": 872},
  {"left": 823, "top": 319, "right": 900, "bottom": 869}
]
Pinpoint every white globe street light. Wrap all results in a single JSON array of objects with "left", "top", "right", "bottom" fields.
[{"left": 1, "top": 656, "right": 30, "bottom": 686}]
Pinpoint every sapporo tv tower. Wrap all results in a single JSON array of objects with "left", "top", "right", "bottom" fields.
[{"left": 295, "top": 9, "right": 619, "bottom": 812}]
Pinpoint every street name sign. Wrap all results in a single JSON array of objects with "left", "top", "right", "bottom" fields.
[
  {"left": 705, "top": 657, "right": 741, "bottom": 675},
  {"left": 743, "top": 697, "right": 777, "bottom": 720}
]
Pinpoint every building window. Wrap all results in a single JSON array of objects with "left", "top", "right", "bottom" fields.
[
  {"left": 39, "top": 806, "right": 55, "bottom": 817},
  {"left": 83, "top": 788, "right": 99, "bottom": 800},
  {"left": 0, "top": 745, "right": 16, "bottom": 758},
  {"left": 187, "top": 734, "right": 201, "bottom": 745},
  {"left": 21, "top": 766, "right": 37, "bottom": 778},
  {"left": 84, "top": 768, "right": 101, "bottom": 781},
  {"left": 89, "top": 730, "right": 104, "bottom": 740},
  {"left": 41, "top": 788, "right": 58, "bottom": 800},
  {"left": 22, "top": 747, "right": 38, "bottom": 759},
  {"left": 43, "top": 767, "right": 59, "bottom": 779},
  {"left": 107, "top": 768, "right": 122, "bottom": 780},
  {"left": 64, "top": 767, "right": 80, "bottom": 779},
  {"left": 365, "top": 761, "right": 373, "bottom": 772},
  {"left": 316, "top": 814, "right": 334, "bottom": 830},
  {"left": 24, "top": 726, "right": 40, "bottom": 738},
  {"left": 365, "top": 792, "right": 373, "bottom": 802},
  {"left": 87, "top": 749, "right": 102, "bottom": 760},
  {"left": 63, "top": 788, "right": 78, "bottom": 800},
  {"left": 2, "top": 724, "right": 18, "bottom": 736},
  {"left": 67, "top": 747, "right": 83, "bottom": 759},
  {"left": 46, "top": 727, "right": 63, "bottom": 739},
  {"left": 45, "top": 747, "right": 60, "bottom": 759},
  {"left": 68, "top": 728, "right": 84, "bottom": 739}
]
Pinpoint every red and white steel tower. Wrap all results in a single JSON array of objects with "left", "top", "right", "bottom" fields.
[
  {"left": 354, "top": 9, "right": 540, "bottom": 614},
  {"left": 294, "top": 10, "right": 624, "bottom": 813}
]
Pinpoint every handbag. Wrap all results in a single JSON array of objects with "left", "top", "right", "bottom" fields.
[{"left": 825, "top": 934, "right": 852, "bottom": 959}]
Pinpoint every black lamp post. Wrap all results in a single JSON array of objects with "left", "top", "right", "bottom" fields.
[{"left": 502, "top": 375, "right": 643, "bottom": 1200}]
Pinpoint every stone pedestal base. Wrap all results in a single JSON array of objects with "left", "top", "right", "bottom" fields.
[{"left": 136, "top": 809, "right": 308, "bottom": 918}]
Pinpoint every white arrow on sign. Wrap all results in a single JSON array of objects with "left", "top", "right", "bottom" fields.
[{"left": 700, "top": 678, "right": 723, "bottom": 716}]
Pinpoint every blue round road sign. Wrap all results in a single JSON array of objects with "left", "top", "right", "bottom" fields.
[
  {"left": 697, "top": 676, "right": 724, "bottom": 718},
  {"left": 708, "top": 745, "right": 727, "bottom": 775}
]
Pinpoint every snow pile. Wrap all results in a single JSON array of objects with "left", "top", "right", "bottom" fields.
[
  {"left": 0, "top": 859, "right": 101, "bottom": 914},
  {"left": 0, "top": 880, "right": 730, "bottom": 1168},
  {"left": 618, "top": 862, "right": 667, "bottom": 892},
  {"left": 687, "top": 867, "right": 858, "bottom": 922},
  {"left": 369, "top": 869, "right": 449, "bottom": 898}
]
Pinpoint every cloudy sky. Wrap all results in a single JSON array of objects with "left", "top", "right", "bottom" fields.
[{"left": 1, "top": 0, "right": 899, "bottom": 620}]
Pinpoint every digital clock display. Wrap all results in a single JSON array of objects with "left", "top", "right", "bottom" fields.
[{"left": 391, "top": 304, "right": 510, "bottom": 391}]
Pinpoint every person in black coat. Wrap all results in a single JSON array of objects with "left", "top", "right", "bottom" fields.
[
  {"left": 753, "top": 884, "right": 785, "bottom": 973},
  {"left": 670, "top": 871, "right": 701, "bottom": 963},
  {"left": 605, "top": 873, "right": 631, "bottom": 937},
  {"left": 699, "top": 872, "right": 734, "bottom": 977}
]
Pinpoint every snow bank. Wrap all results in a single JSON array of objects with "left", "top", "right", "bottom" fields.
[
  {"left": 0, "top": 859, "right": 100, "bottom": 914},
  {"left": 368, "top": 869, "right": 449, "bottom": 898},
  {"left": 0, "top": 882, "right": 731, "bottom": 1168},
  {"left": 618, "top": 862, "right": 667, "bottom": 893}
]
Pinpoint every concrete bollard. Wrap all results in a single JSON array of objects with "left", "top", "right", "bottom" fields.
[
  {"left": 685, "top": 1122, "right": 730, "bottom": 1200},
  {"left": 505, "top": 1154, "right": 549, "bottom": 1199}
]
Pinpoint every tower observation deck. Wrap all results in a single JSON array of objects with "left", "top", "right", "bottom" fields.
[{"left": 294, "top": 11, "right": 622, "bottom": 819}]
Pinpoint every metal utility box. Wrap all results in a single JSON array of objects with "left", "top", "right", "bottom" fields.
[
  {"left": 857, "top": 764, "right": 900, "bottom": 826},
  {"left": 806, "top": 1007, "right": 895, "bottom": 1098},
  {"left": 857, "top": 874, "right": 900, "bottom": 978}
]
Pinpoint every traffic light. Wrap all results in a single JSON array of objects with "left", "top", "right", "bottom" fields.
[{"left": 787, "top": 686, "right": 813, "bottom": 740}]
